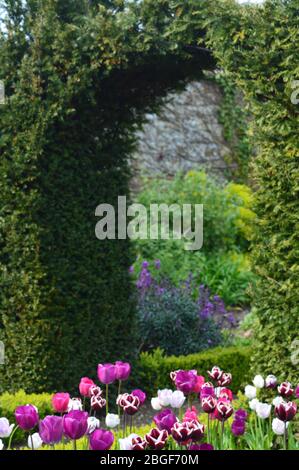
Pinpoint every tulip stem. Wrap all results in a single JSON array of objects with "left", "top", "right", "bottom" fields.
[
  {"left": 73, "top": 440, "right": 77, "bottom": 451},
  {"left": 207, "top": 415, "right": 210, "bottom": 443},
  {"left": 284, "top": 423, "right": 288, "bottom": 450},
  {"left": 7, "top": 425, "right": 19, "bottom": 450},
  {"left": 106, "top": 384, "right": 109, "bottom": 415}
]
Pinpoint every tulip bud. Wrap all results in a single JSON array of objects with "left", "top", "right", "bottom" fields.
[
  {"left": 170, "top": 390, "right": 185, "bottom": 409},
  {"left": 91, "top": 395, "right": 106, "bottom": 411},
  {"left": 245, "top": 385, "right": 257, "bottom": 400},
  {"left": 115, "top": 361, "right": 131, "bottom": 382},
  {"left": 157, "top": 389, "right": 173, "bottom": 407},
  {"left": 171, "top": 421, "right": 193, "bottom": 445},
  {"left": 67, "top": 398, "right": 83, "bottom": 412},
  {"left": 215, "top": 401, "right": 234, "bottom": 421},
  {"left": 131, "top": 436, "right": 147, "bottom": 451},
  {"left": 249, "top": 399, "right": 259, "bottom": 411},
  {"left": 275, "top": 401, "right": 297, "bottom": 422},
  {"left": 105, "top": 413, "right": 120, "bottom": 429},
  {"left": 52, "top": 393, "right": 70, "bottom": 414},
  {"left": 117, "top": 393, "right": 140, "bottom": 416},
  {"left": 256, "top": 402, "right": 272, "bottom": 419},
  {"left": 231, "top": 419, "right": 246, "bottom": 436},
  {"left": 151, "top": 397, "right": 162, "bottom": 411},
  {"left": 153, "top": 409, "right": 177, "bottom": 433},
  {"left": 89, "top": 429, "right": 114, "bottom": 451},
  {"left": 0, "top": 418, "right": 14, "bottom": 438},
  {"left": 265, "top": 375, "right": 277, "bottom": 389},
  {"left": 119, "top": 434, "right": 139, "bottom": 450},
  {"left": 39, "top": 416, "right": 63, "bottom": 445},
  {"left": 207, "top": 366, "right": 223, "bottom": 382},
  {"left": 79, "top": 377, "right": 95, "bottom": 398},
  {"left": 253, "top": 375, "right": 264, "bottom": 389},
  {"left": 201, "top": 396, "right": 217, "bottom": 414},
  {"left": 278, "top": 381, "right": 294, "bottom": 398},
  {"left": 145, "top": 428, "right": 168, "bottom": 450},
  {"left": 272, "top": 418, "right": 289, "bottom": 436},
  {"left": 132, "top": 389, "right": 147, "bottom": 406},
  {"left": 63, "top": 411, "right": 88, "bottom": 440},
  {"left": 15, "top": 405, "right": 39, "bottom": 432},
  {"left": 97, "top": 363, "right": 117, "bottom": 385},
  {"left": 87, "top": 417, "right": 100, "bottom": 434},
  {"left": 218, "top": 373, "right": 232, "bottom": 387}
]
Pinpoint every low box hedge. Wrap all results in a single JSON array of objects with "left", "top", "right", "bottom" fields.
[{"left": 138, "top": 346, "right": 252, "bottom": 395}]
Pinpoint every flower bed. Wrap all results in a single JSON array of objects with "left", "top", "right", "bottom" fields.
[{"left": 0, "top": 360, "right": 298, "bottom": 451}]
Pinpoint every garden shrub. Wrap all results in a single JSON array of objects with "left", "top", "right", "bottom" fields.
[
  {"left": 139, "top": 346, "right": 252, "bottom": 396},
  {"left": 135, "top": 262, "right": 234, "bottom": 356},
  {"left": 134, "top": 171, "right": 255, "bottom": 305}
]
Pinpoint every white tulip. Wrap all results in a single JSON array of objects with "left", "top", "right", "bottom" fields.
[
  {"left": 27, "top": 433, "right": 43, "bottom": 450},
  {"left": 245, "top": 385, "right": 257, "bottom": 399},
  {"left": 256, "top": 402, "right": 271, "bottom": 419},
  {"left": 119, "top": 434, "right": 139, "bottom": 451},
  {"left": 249, "top": 398, "right": 259, "bottom": 411},
  {"left": 105, "top": 413, "right": 120, "bottom": 429},
  {"left": 0, "top": 418, "right": 14, "bottom": 438},
  {"left": 272, "top": 418, "right": 289, "bottom": 436},
  {"left": 67, "top": 398, "right": 83, "bottom": 411},
  {"left": 0, "top": 439, "right": 4, "bottom": 451},
  {"left": 272, "top": 396, "right": 284, "bottom": 407},
  {"left": 151, "top": 397, "right": 162, "bottom": 411},
  {"left": 87, "top": 417, "right": 100, "bottom": 434},
  {"left": 253, "top": 375, "right": 265, "bottom": 389},
  {"left": 170, "top": 390, "right": 185, "bottom": 409},
  {"left": 157, "top": 389, "right": 173, "bottom": 407}
]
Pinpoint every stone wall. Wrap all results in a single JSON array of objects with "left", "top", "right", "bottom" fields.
[{"left": 131, "top": 80, "right": 234, "bottom": 186}]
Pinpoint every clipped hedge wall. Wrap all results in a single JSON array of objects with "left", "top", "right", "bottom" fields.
[{"left": 139, "top": 346, "right": 251, "bottom": 395}]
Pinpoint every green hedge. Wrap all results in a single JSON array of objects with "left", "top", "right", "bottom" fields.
[{"left": 139, "top": 346, "right": 252, "bottom": 395}]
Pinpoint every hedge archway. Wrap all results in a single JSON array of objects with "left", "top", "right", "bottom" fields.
[{"left": 0, "top": 0, "right": 298, "bottom": 392}]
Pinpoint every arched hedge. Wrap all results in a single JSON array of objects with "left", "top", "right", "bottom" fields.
[{"left": 0, "top": 0, "right": 298, "bottom": 392}]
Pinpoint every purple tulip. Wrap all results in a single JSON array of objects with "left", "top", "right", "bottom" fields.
[
  {"left": 132, "top": 389, "right": 147, "bottom": 405},
  {"left": 234, "top": 409, "right": 248, "bottom": 422},
  {"left": 175, "top": 370, "right": 197, "bottom": 395},
  {"left": 15, "top": 405, "right": 39, "bottom": 431},
  {"left": 63, "top": 410, "right": 88, "bottom": 440},
  {"left": 189, "top": 443, "right": 214, "bottom": 450},
  {"left": 97, "top": 363, "right": 116, "bottom": 385},
  {"left": 153, "top": 409, "right": 177, "bottom": 433},
  {"left": 115, "top": 361, "right": 131, "bottom": 381},
  {"left": 231, "top": 419, "right": 246, "bottom": 436},
  {"left": 39, "top": 416, "right": 63, "bottom": 445},
  {"left": 200, "top": 383, "right": 215, "bottom": 399},
  {"left": 90, "top": 429, "right": 114, "bottom": 450}
]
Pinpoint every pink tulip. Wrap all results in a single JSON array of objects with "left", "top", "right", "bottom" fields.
[
  {"left": 97, "top": 363, "right": 116, "bottom": 385},
  {"left": 79, "top": 377, "right": 95, "bottom": 398},
  {"left": 52, "top": 393, "right": 70, "bottom": 414},
  {"left": 115, "top": 361, "right": 131, "bottom": 381}
]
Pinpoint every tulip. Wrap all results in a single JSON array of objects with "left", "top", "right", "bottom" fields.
[
  {"left": 39, "top": 416, "right": 63, "bottom": 445},
  {"left": 90, "top": 429, "right": 114, "bottom": 451},
  {"left": 87, "top": 417, "right": 100, "bottom": 434},
  {"left": 157, "top": 389, "right": 173, "bottom": 407},
  {"left": 171, "top": 421, "right": 193, "bottom": 445},
  {"left": 198, "top": 443, "right": 214, "bottom": 450},
  {"left": 27, "top": 433, "right": 43, "bottom": 450},
  {"left": 245, "top": 385, "right": 257, "bottom": 400},
  {"left": 170, "top": 370, "right": 180, "bottom": 383},
  {"left": 115, "top": 361, "right": 131, "bottom": 381},
  {"left": 219, "top": 388, "right": 233, "bottom": 402},
  {"left": 91, "top": 395, "right": 106, "bottom": 411},
  {"left": 201, "top": 396, "right": 217, "bottom": 414},
  {"left": 52, "top": 393, "right": 70, "bottom": 414},
  {"left": 151, "top": 397, "right": 162, "bottom": 411},
  {"left": 183, "top": 407, "right": 199, "bottom": 422},
  {"left": 132, "top": 389, "right": 147, "bottom": 406},
  {"left": 175, "top": 370, "right": 197, "bottom": 395},
  {"left": 200, "top": 383, "right": 215, "bottom": 399},
  {"left": 188, "top": 420, "right": 205, "bottom": 441},
  {"left": 0, "top": 439, "right": 3, "bottom": 451},
  {"left": 249, "top": 398, "right": 259, "bottom": 411},
  {"left": 192, "top": 375, "right": 205, "bottom": 393},
  {"left": 117, "top": 393, "right": 140, "bottom": 416},
  {"left": 97, "top": 364, "right": 117, "bottom": 385},
  {"left": 153, "top": 409, "right": 177, "bottom": 433},
  {"left": 67, "top": 398, "right": 83, "bottom": 412},
  {"left": 170, "top": 390, "right": 185, "bottom": 409},
  {"left": 265, "top": 375, "right": 277, "bottom": 389},
  {"left": 90, "top": 385, "right": 103, "bottom": 398},
  {"left": 272, "top": 418, "right": 289, "bottom": 436},
  {"left": 145, "top": 428, "right": 168, "bottom": 450},
  {"left": 0, "top": 418, "right": 14, "bottom": 438},
  {"left": 234, "top": 409, "right": 248, "bottom": 422},
  {"left": 218, "top": 373, "right": 232, "bottom": 387},
  {"left": 278, "top": 381, "right": 294, "bottom": 398},
  {"left": 272, "top": 396, "right": 284, "bottom": 407},
  {"left": 215, "top": 401, "right": 234, "bottom": 421},
  {"left": 119, "top": 434, "right": 139, "bottom": 450},
  {"left": 275, "top": 401, "right": 297, "bottom": 422},
  {"left": 231, "top": 419, "right": 246, "bottom": 436},
  {"left": 207, "top": 366, "right": 223, "bottom": 382},
  {"left": 63, "top": 410, "right": 88, "bottom": 441},
  {"left": 256, "top": 403, "right": 271, "bottom": 419},
  {"left": 131, "top": 436, "right": 147, "bottom": 451},
  {"left": 79, "top": 378, "right": 95, "bottom": 398},
  {"left": 253, "top": 375, "right": 264, "bottom": 389},
  {"left": 105, "top": 413, "right": 120, "bottom": 429},
  {"left": 15, "top": 405, "right": 39, "bottom": 432}
]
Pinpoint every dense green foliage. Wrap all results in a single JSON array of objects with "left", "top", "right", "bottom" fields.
[
  {"left": 135, "top": 171, "right": 255, "bottom": 305},
  {"left": 139, "top": 346, "right": 251, "bottom": 395},
  {"left": 0, "top": 0, "right": 297, "bottom": 391}
]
